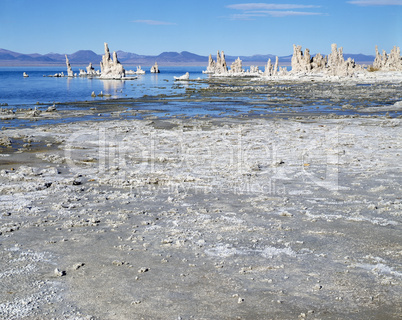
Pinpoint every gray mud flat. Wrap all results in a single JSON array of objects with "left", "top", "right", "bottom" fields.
[{"left": 0, "top": 115, "right": 401, "bottom": 319}]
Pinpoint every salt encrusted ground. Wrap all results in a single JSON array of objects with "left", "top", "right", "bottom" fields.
[{"left": 0, "top": 112, "right": 401, "bottom": 319}]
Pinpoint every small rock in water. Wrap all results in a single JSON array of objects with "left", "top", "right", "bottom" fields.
[
  {"left": 46, "top": 104, "right": 57, "bottom": 112},
  {"left": 0, "top": 135, "right": 12, "bottom": 147},
  {"left": 30, "top": 107, "right": 41, "bottom": 117}
]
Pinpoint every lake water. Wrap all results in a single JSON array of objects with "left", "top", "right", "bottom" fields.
[
  {"left": 1, "top": 66, "right": 401, "bottom": 129},
  {"left": 0, "top": 66, "right": 208, "bottom": 107}
]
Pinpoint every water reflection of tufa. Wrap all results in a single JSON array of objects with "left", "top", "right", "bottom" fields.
[{"left": 100, "top": 79, "right": 125, "bottom": 93}]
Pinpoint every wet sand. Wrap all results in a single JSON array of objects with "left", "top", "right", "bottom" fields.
[{"left": 0, "top": 112, "right": 401, "bottom": 319}]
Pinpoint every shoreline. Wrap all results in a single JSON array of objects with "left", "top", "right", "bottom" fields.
[
  {"left": 2, "top": 73, "right": 402, "bottom": 131},
  {"left": 1, "top": 114, "right": 401, "bottom": 319}
]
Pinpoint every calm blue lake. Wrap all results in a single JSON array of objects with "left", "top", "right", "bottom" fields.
[{"left": 0, "top": 66, "right": 208, "bottom": 107}]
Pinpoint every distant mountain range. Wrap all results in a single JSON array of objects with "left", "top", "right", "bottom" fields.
[{"left": 0, "top": 48, "right": 375, "bottom": 67}]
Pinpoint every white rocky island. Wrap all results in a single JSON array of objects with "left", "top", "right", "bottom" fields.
[
  {"left": 126, "top": 66, "right": 146, "bottom": 75},
  {"left": 204, "top": 50, "right": 281, "bottom": 76},
  {"left": 174, "top": 72, "right": 190, "bottom": 80},
  {"left": 290, "top": 43, "right": 362, "bottom": 77},
  {"left": 202, "top": 43, "right": 399, "bottom": 79},
  {"left": 150, "top": 62, "right": 160, "bottom": 73}
]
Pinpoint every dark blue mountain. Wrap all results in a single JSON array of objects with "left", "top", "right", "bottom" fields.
[{"left": 0, "top": 48, "right": 375, "bottom": 66}]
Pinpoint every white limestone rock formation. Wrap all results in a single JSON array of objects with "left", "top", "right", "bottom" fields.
[
  {"left": 291, "top": 44, "right": 324, "bottom": 74},
  {"left": 203, "top": 51, "right": 228, "bottom": 74},
  {"left": 326, "top": 44, "right": 361, "bottom": 76},
  {"left": 126, "top": 66, "right": 146, "bottom": 75},
  {"left": 203, "top": 54, "right": 216, "bottom": 74},
  {"left": 230, "top": 57, "right": 243, "bottom": 74},
  {"left": 264, "top": 56, "right": 280, "bottom": 76},
  {"left": 373, "top": 45, "right": 383, "bottom": 70},
  {"left": 86, "top": 63, "right": 98, "bottom": 76},
  {"left": 216, "top": 50, "right": 228, "bottom": 74},
  {"left": 174, "top": 72, "right": 190, "bottom": 80},
  {"left": 273, "top": 56, "right": 279, "bottom": 75},
  {"left": 150, "top": 62, "right": 160, "bottom": 73},
  {"left": 291, "top": 43, "right": 360, "bottom": 76},
  {"left": 372, "top": 45, "right": 402, "bottom": 71},
  {"left": 135, "top": 66, "right": 145, "bottom": 74},
  {"left": 265, "top": 58, "right": 273, "bottom": 76},
  {"left": 65, "top": 55, "right": 74, "bottom": 77},
  {"left": 291, "top": 45, "right": 312, "bottom": 73},
  {"left": 249, "top": 66, "right": 260, "bottom": 74},
  {"left": 100, "top": 43, "right": 125, "bottom": 79},
  {"left": 311, "top": 53, "right": 326, "bottom": 71}
]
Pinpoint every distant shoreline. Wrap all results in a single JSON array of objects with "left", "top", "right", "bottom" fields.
[{"left": 0, "top": 61, "right": 295, "bottom": 68}]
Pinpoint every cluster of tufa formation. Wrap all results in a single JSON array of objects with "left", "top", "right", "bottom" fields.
[
  {"left": 79, "top": 63, "right": 100, "bottom": 77},
  {"left": 64, "top": 43, "right": 125, "bottom": 78},
  {"left": 100, "top": 43, "right": 126, "bottom": 79},
  {"left": 291, "top": 43, "right": 360, "bottom": 76},
  {"left": 373, "top": 45, "right": 402, "bottom": 71},
  {"left": 204, "top": 51, "right": 229, "bottom": 74},
  {"left": 205, "top": 51, "right": 269, "bottom": 75}
]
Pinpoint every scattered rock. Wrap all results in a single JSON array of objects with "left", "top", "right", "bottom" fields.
[
  {"left": 30, "top": 107, "right": 41, "bottom": 117},
  {"left": 138, "top": 267, "right": 149, "bottom": 273},
  {"left": 54, "top": 268, "right": 66, "bottom": 277},
  {"left": 112, "top": 260, "right": 126, "bottom": 266},
  {"left": 0, "top": 135, "right": 11, "bottom": 147},
  {"left": 46, "top": 104, "right": 57, "bottom": 112},
  {"left": 73, "top": 263, "right": 85, "bottom": 270}
]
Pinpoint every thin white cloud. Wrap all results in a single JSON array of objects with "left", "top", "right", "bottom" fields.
[
  {"left": 348, "top": 0, "right": 402, "bottom": 5},
  {"left": 230, "top": 13, "right": 267, "bottom": 20},
  {"left": 264, "top": 10, "right": 323, "bottom": 17},
  {"left": 230, "top": 10, "right": 322, "bottom": 19},
  {"left": 133, "top": 20, "right": 176, "bottom": 25},
  {"left": 227, "top": 3, "right": 320, "bottom": 10},
  {"left": 226, "top": 3, "right": 323, "bottom": 19}
]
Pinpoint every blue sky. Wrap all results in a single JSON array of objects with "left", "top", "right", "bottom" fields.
[{"left": 0, "top": 0, "right": 401, "bottom": 56}]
